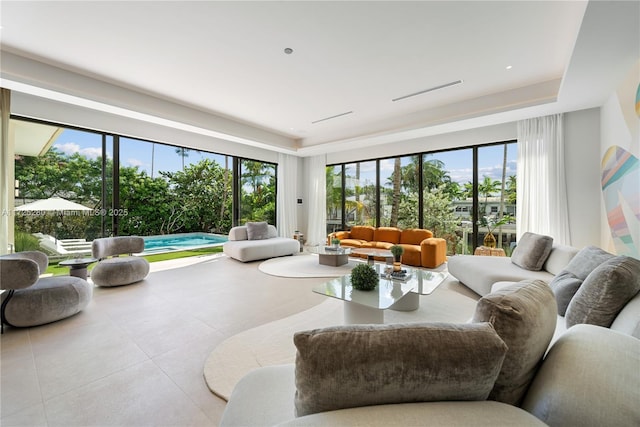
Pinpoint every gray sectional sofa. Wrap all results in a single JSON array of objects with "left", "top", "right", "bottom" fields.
[
  {"left": 223, "top": 223, "right": 299, "bottom": 262},
  {"left": 220, "top": 233, "right": 640, "bottom": 426}
]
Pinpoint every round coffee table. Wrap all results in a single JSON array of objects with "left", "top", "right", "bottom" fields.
[
  {"left": 307, "top": 246, "right": 352, "bottom": 266},
  {"left": 59, "top": 258, "right": 98, "bottom": 280}
]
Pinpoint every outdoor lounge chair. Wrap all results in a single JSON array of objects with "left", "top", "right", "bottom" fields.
[
  {"left": 0, "top": 251, "right": 93, "bottom": 333},
  {"left": 91, "top": 236, "right": 150, "bottom": 287}
]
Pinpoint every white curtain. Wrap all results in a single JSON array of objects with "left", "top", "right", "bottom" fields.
[
  {"left": 276, "top": 153, "right": 298, "bottom": 238},
  {"left": 306, "top": 155, "right": 327, "bottom": 246},
  {"left": 516, "top": 114, "right": 571, "bottom": 245},
  {"left": 0, "top": 89, "right": 12, "bottom": 254}
]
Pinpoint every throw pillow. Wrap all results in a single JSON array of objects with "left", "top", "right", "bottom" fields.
[
  {"left": 510, "top": 232, "right": 554, "bottom": 271},
  {"left": 472, "top": 279, "right": 557, "bottom": 406},
  {"left": 293, "top": 322, "right": 508, "bottom": 417},
  {"left": 246, "top": 221, "right": 269, "bottom": 240},
  {"left": 549, "top": 246, "right": 614, "bottom": 315},
  {"left": 565, "top": 255, "right": 640, "bottom": 328}
]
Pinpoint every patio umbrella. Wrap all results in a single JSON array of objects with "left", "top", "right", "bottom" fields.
[
  {"left": 15, "top": 196, "right": 92, "bottom": 213},
  {"left": 15, "top": 197, "right": 92, "bottom": 243}
]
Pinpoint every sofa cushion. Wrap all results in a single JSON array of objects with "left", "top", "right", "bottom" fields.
[
  {"left": 246, "top": 221, "right": 270, "bottom": 240},
  {"left": 510, "top": 232, "right": 554, "bottom": 271},
  {"left": 472, "top": 280, "right": 557, "bottom": 406},
  {"left": 448, "top": 255, "right": 554, "bottom": 297},
  {"left": 228, "top": 225, "right": 248, "bottom": 241},
  {"left": 542, "top": 244, "right": 580, "bottom": 276},
  {"left": 400, "top": 228, "right": 433, "bottom": 245},
  {"left": 549, "top": 246, "right": 614, "bottom": 315},
  {"left": 349, "top": 226, "right": 375, "bottom": 241},
  {"left": 293, "top": 322, "right": 508, "bottom": 417},
  {"left": 521, "top": 324, "right": 640, "bottom": 427},
  {"left": 565, "top": 255, "right": 640, "bottom": 328},
  {"left": 373, "top": 227, "right": 401, "bottom": 244},
  {"left": 610, "top": 289, "right": 640, "bottom": 338}
]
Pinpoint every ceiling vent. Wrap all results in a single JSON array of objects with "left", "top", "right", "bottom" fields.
[
  {"left": 311, "top": 111, "right": 353, "bottom": 124},
  {"left": 392, "top": 80, "right": 463, "bottom": 102}
]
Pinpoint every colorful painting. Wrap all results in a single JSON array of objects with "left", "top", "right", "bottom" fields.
[{"left": 601, "top": 145, "right": 639, "bottom": 258}]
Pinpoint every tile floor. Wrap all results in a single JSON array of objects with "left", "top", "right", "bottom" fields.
[{"left": 1, "top": 254, "right": 330, "bottom": 427}]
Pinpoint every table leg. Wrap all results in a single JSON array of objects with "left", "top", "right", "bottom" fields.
[
  {"left": 69, "top": 267, "right": 88, "bottom": 280},
  {"left": 389, "top": 292, "right": 419, "bottom": 311},
  {"left": 344, "top": 301, "right": 384, "bottom": 324}
]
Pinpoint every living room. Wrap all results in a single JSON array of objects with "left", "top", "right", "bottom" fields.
[{"left": 1, "top": 1, "right": 639, "bottom": 426}]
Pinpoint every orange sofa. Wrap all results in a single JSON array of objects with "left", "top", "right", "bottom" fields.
[{"left": 331, "top": 226, "right": 446, "bottom": 268}]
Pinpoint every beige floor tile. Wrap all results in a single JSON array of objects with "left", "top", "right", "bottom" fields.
[
  {"left": 1, "top": 331, "right": 42, "bottom": 417},
  {"left": 152, "top": 330, "right": 228, "bottom": 423},
  {"left": 29, "top": 319, "right": 149, "bottom": 400},
  {"left": 43, "top": 360, "right": 212, "bottom": 427},
  {"left": 0, "top": 402, "right": 48, "bottom": 427}
]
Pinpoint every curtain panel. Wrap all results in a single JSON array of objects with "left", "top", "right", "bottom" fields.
[
  {"left": 277, "top": 153, "right": 298, "bottom": 238},
  {"left": 0, "top": 89, "right": 12, "bottom": 254},
  {"left": 305, "top": 155, "right": 327, "bottom": 246},
  {"left": 516, "top": 113, "right": 571, "bottom": 245}
]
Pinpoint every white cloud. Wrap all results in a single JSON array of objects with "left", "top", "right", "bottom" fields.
[
  {"left": 127, "top": 158, "right": 143, "bottom": 168},
  {"left": 54, "top": 143, "right": 104, "bottom": 160},
  {"left": 55, "top": 142, "right": 80, "bottom": 155},
  {"left": 80, "top": 147, "right": 102, "bottom": 160}
]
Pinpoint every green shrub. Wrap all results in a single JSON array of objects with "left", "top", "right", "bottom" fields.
[
  {"left": 350, "top": 263, "right": 379, "bottom": 291},
  {"left": 14, "top": 231, "right": 41, "bottom": 253}
]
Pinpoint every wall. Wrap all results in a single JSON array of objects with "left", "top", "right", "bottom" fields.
[
  {"left": 564, "top": 108, "right": 602, "bottom": 248},
  {"left": 599, "top": 60, "right": 640, "bottom": 258}
]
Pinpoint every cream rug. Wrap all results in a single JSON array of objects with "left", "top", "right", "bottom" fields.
[
  {"left": 258, "top": 252, "right": 364, "bottom": 277},
  {"left": 204, "top": 277, "right": 479, "bottom": 400}
]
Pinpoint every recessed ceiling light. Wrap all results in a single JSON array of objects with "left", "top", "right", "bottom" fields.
[
  {"left": 284, "top": 48, "right": 293, "bottom": 55},
  {"left": 506, "top": 65, "right": 513, "bottom": 70}
]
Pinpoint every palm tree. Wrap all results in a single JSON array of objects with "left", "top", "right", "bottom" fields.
[
  {"left": 478, "top": 175, "right": 501, "bottom": 216},
  {"left": 390, "top": 157, "right": 402, "bottom": 227}
]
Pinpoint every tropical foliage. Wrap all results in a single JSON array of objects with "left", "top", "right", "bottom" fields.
[{"left": 14, "top": 146, "right": 273, "bottom": 239}]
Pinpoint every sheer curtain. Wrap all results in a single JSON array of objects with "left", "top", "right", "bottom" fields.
[
  {"left": 0, "top": 89, "right": 12, "bottom": 254},
  {"left": 305, "top": 155, "right": 327, "bottom": 246},
  {"left": 516, "top": 113, "right": 571, "bottom": 245},
  {"left": 276, "top": 153, "right": 298, "bottom": 237}
]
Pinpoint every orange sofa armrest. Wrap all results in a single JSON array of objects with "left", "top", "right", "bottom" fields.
[
  {"left": 333, "top": 231, "right": 351, "bottom": 241},
  {"left": 420, "top": 237, "right": 447, "bottom": 268}
]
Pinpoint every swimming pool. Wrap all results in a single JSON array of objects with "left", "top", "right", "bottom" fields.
[{"left": 142, "top": 232, "right": 227, "bottom": 254}]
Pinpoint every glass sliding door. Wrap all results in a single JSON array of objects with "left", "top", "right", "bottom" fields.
[
  {"left": 239, "top": 159, "right": 276, "bottom": 225},
  {"left": 477, "top": 142, "right": 517, "bottom": 254},
  {"left": 344, "top": 160, "right": 376, "bottom": 228},
  {"left": 422, "top": 149, "right": 472, "bottom": 254},
  {"left": 326, "top": 165, "right": 343, "bottom": 234},
  {"left": 380, "top": 155, "right": 419, "bottom": 228}
]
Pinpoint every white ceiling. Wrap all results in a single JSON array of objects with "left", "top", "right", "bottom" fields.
[{"left": 1, "top": 1, "right": 638, "bottom": 155}]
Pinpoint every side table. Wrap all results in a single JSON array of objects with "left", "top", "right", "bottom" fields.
[
  {"left": 293, "top": 232, "right": 304, "bottom": 252},
  {"left": 59, "top": 257, "right": 98, "bottom": 280},
  {"left": 474, "top": 246, "right": 506, "bottom": 257}
]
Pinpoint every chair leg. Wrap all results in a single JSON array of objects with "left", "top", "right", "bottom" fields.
[{"left": 1, "top": 289, "right": 15, "bottom": 334}]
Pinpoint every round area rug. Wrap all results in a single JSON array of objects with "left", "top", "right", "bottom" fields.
[
  {"left": 258, "top": 253, "right": 363, "bottom": 278},
  {"left": 203, "top": 276, "right": 479, "bottom": 401}
]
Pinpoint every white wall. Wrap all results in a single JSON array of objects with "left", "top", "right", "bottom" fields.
[{"left": 563, "top": 108, "right": 601, "bottom": 248}]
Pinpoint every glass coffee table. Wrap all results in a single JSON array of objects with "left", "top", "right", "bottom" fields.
[
  {"left": 307, "top": 246, "right": 352, "bottom": 266},
  {"left": 312, "top": 264, "right": 448, "bottom": 324}
]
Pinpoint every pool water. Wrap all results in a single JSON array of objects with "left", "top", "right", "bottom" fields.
[{"left": 142, "top": 232, "right": 227, "bottom": 254}]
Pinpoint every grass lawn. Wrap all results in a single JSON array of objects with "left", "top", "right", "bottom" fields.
[{"left": 46, "top": 246, "right": 223, "bottom": 276}]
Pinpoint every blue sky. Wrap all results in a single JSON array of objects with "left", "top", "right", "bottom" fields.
[{"left": 53, "top": 128, "right": 516, "bottom": 184}]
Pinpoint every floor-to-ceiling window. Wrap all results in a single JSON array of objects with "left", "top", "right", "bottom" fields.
[
  {"left": 326, "top": 141, "right": 516, "bottom": 254},
  {"left": 12, "top": 117, "right": 274, "bottom": 253},
  {"left": 238, "top": 159, "right": 276, "bottom": 225}
]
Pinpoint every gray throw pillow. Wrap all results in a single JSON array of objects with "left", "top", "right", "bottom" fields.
[
  {"left": 549, "top": 246, "right": 614, "bottom": 315},
  {"left": 510, "top": 232, "right": 554, "bottom": 271},
  {"left": 565, "top": 255, "right": 640, "bottom": 328},
  {"left": 293, "top": 322, "right": 508, "bottom": 417},
  {"left": 246, "top": 221, "right": 269, "bottom": 240},
  {"left": 472, "top": 279, "right": 557, "bottom": 406}
]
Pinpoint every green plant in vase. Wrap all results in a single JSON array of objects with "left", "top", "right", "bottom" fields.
[
  {"left": 331, "top": 238, "right": 341, "bottom": 247},
  {"left": 390, "top": 245, "right": 404, "bottom": 271},
  {"left": 350, "top": 263, "right": 379, "bottom": 291}
]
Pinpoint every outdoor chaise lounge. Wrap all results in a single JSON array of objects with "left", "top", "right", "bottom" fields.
[
  {"left": 0, "top": 251, "right": 93, "bottom": 332},
  {"left": 91, "top": 236, "right": 150, "bottom": 287}
]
